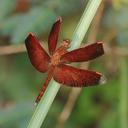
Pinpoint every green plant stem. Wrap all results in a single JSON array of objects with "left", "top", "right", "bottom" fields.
[
  {"left": 27, "top": 0, "right": 102, "bottom": 128},
  {"left": 69, "top": 0, "right": 102, "bottom": 50},
  {"left": 120, "top": 58, "right": 128, "bottom": 128}
]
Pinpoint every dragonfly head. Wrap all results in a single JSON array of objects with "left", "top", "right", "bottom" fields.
[{"left": 61, "top": 39, "right": 70, "bottom": 49}]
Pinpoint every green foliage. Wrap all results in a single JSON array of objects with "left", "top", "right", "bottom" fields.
[
  {"left": 98, "top": 111, "right": 119, "bottom": 128},
  {"left": 0, "top": 0, "right": 84, "bottom": 44},
  {"left": 0, "top": 102, "right": 33, "bottom": 127},
  {"left": 103, "top": 4, "right": 128, "bottom": 45},
  {"left": 0, "top": 0, "right": 128, "bottom": 128},
  {"left": 0, "top": 15, "right": 22, "bottom": 36},
  {"left": 43, "top": 0, "right": 84, "bottom": 15},
  {"left": 69, "top": 67, "right": 120, "bottom": 127},
  {"left": 0, "top": 0, "right": 16, "bottom": 20},
  {"left": 11, "top": 7, "right": 56, "bottom": 44}
]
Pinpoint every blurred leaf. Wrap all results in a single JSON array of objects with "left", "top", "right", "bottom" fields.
[
  {"left": 112, "top": 0, "right": 128, "bottom": 9},
  {"left": 0, "top": 54, "right": 42, "bottom": 102},
  {"left": 98, "top": 110, "right": 119, "bottom": 128},
  {"left": 11, "top": 7, "right": 57, "bottom": 44},
  {"left": 0, "top": 15, "right": 23, "bottom": 36},
  {"left": 103, "top": 6, "right": 128, "bottom": 29},
  {"left": 70, "top": 88, "right": 102, "bottom": 125},
  {"left": 117, "top": 30, "right": 128, "bottom": 46},
  {"left": 0, "top": 0, "right": 84, "bottom": 44},
  {"left": 0, "top": 0, "right": 16, "bottom": 20},
  {"left": 0, "top": 102, "right": 33, "bottom": 127},
  {"left": 43, "top": 0, "right": 85, "bottom": 16},
  {"left": 103, "top": 5, "right": 128, "bottom": 45}
]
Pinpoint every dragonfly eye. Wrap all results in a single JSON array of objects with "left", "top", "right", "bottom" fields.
[{"left": 62, "top": 39, "right": 70, "bottom": 48}]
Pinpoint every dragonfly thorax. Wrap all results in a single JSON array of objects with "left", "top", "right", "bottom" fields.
[
  {"left": 51, "top": 39, "right": 70, "bottom": 66},
  {"left": 51, "top": 52, "right": 61, "bottom": 66}
]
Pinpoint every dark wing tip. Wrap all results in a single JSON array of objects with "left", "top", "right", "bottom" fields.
[
  {"left": 99, "top": 75, "right": 106, "bottom": 85},
  {"left": 28, "top": 32, "right": 34, "bottom": 37},
  {"left": 25, "top": 32, "right": 34, "bottom": 43},
  {"left": 96, "top": 41, "right": 104, "bottom": 54},
  {"left": 56, "top": 16, "right": 62, "bottom": 23},
  {"left": 26, "top": 32, "right": 34, "bottom": 38}
]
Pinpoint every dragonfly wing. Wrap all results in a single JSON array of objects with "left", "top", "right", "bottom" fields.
[
  {"left": 61, "top": 42, "right": 104, "bottom": 63},
  {"left": 53, "top": 64, "right": 106, "bottom": 87},
  {"left": 25, "top": 33, "right": 50, "bottom": 73},
  {"left": 48, "top": 17, "right": 62, "bottom": 55}
]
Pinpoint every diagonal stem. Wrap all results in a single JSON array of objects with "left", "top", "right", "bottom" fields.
[
  {"left": 27, "top": 0, "right": 102, "bottom": 128},
  {"left": 56, "top": 2, "right": 105, "bottom": 127}
]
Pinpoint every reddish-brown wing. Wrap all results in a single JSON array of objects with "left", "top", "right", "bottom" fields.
[
  {"left": 60, "top": 42, "right": 104, "bottom": 64},
  {"left": 25, "top": 33, "right": 50, "bottom": 73},
  {"left": 48, "top": 17, "right": 62, "bottom": 55},
  {"left": 53, "top": 64, "right": 105, "bottom": 87}
]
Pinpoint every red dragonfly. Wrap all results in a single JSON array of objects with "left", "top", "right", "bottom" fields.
[{"left": 25, "top": 17, "right": 105, "bottom": 104}]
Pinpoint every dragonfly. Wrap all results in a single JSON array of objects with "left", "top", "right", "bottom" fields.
[{"left": 25, "top": 17, "right": 106, "bottom": 104}]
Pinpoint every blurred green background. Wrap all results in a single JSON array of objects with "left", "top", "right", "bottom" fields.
[{"left": 0, "top": 0, "right": 128, "bottom": 128}]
